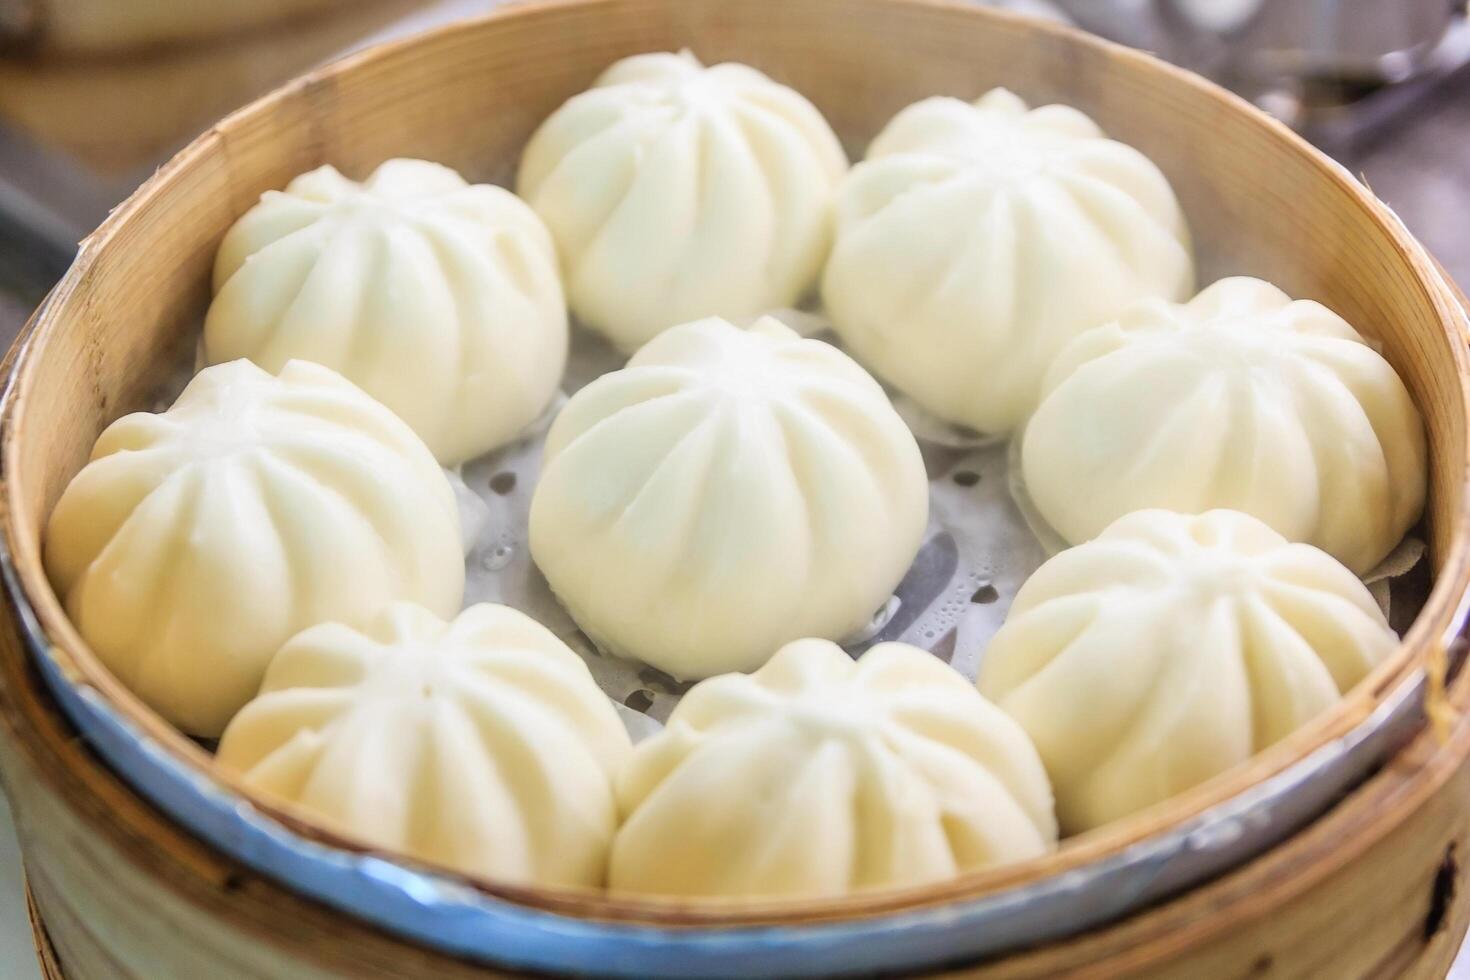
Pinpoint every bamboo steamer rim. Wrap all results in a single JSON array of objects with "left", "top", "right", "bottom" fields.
[
  {"left": 24, "top": 879, "right": 65, "bottom": 980},
  {"left": 8, "top": 621, "right": 1470, "bottom": 978},
  {"left": 2, "top": 0, "right": 1470, "bottom": 928}
]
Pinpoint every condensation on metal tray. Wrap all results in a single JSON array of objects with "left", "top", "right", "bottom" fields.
[
  {"left": 448, "top": 314, "right": 1051, "bottom": 741},
  {"left": 449, "top": 311, "right": 1426, "bottom": 741}
]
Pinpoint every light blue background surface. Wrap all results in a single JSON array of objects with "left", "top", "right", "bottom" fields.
[{"left": 0, "top": 794, "right": 42, "bottom": 980}]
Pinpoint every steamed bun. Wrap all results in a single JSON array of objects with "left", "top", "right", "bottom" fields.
[
  {"left": 44, "top": 359, "right": 464, "bottom": 736},
  {"left": 218, "top": 603, "right": 630, "bottom": 887},
  {"left": 1021, "top": 277, "right": 1426, "bottom": 573},
  {"left": 529, "top": 316, "right": 928, "bottom": 679},
  {"left": 979, "top": 509, "right": 1398, "bottom": 833},
  {"left": 611, "top": 638, "right": 1057, "bottom": 898},
  {"left": 518, "top": 51, "right": 848, "bottom": 350},
  {"left": 823, "top": 88, "right": 1194, "bottom": 434},
  {"left": 206, "top": 158, "right": 567, "bottom": 464}
]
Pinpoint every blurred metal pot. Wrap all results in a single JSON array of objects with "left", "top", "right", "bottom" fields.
[{"left": 1056, "top": 0, "right": 1460, "bottom": 87}]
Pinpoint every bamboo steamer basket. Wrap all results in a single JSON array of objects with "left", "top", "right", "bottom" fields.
[
  {"left": 2, "top": 0, "right": 1470, "bottom": 975},
  {"left": 0, "top": 0, "right": 427, "bottom": 173},
  {"left": 24, "top": 883, "right": 65, "bottom": 980},
  {"left": 7, "top": 619, "right": 1470, "bottom": 979},
  {"left": 0, "top": 0, "right": 362, "bottom": 55}
]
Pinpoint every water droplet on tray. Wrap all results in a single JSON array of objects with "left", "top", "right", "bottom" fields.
[
  {"left": 482, "top": 543, "right": 515, "bottom": 571},
  {"left": 843, "top": 595, "right": 902, "bottom": 645}
]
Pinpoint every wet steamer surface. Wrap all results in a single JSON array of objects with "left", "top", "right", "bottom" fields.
[{"left": 123, "top": 306, "right": 1428, "bottom": 745}]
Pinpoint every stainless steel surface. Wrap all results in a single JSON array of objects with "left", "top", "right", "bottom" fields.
[
  {"left": 1349, "top": 85, "right": 1470, "bottom": 291},
  {"left": 1057, "top": 0, "right": 1460, "bottom": 87}
]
